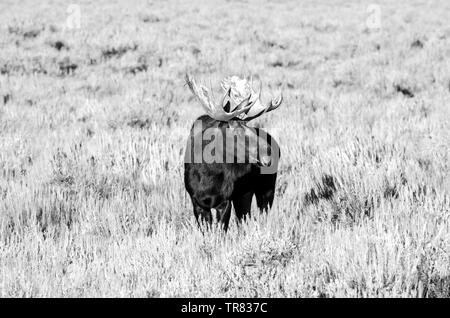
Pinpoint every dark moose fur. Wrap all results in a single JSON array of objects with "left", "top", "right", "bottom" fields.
[{"left": 184, "top": 115, "right": 280, "bottom": 231}]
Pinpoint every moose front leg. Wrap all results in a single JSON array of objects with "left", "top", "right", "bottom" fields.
[
  {"left": 255, "top": 189, "right": 275, "bottom": 213},
  {"left": 255, "top": 173, "right": 277, "bottom": 213},
  {"left": 215, "top": 200, "right": 232, "bottom": 231},
  {"left": 233, "top": 191, "right": 253, "bottom": 223},
  {"left": 193, "top": 202, "right": 213, "bottom": 229}
]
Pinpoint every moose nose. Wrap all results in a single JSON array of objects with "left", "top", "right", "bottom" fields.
[{"left": 259, "top": 155, "right": 271, "bottom": 167}]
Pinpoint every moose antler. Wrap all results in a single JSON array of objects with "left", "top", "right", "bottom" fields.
[
  {"left": 185, "top": 74, "right": 255, "bottom": 122},
  {"left": 241, "top": 91, "right": 283, "bottom": 122},
  {"left": 186, "top": 73, "right": 283, "bottom": 122}
]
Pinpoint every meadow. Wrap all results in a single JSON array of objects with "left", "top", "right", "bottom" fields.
[{"left": 0, "top": 0, "right": 449, "bottom": 297}]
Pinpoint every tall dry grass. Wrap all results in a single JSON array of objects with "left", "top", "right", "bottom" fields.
[{"left": 0, "top": 0, "right": 449, "bottom": 297}]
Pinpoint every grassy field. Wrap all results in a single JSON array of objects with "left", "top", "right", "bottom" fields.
[{"left": 0, "top": 0, "right": 449, "bottom": 297}]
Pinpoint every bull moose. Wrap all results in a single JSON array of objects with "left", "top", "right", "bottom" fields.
[{"left": 184, "top": 74, "right": 282, "bottom": 231}]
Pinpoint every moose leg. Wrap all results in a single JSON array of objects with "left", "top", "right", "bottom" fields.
[
  {"left": 255, "top": 173, "right": 277, "bottom": 213},
  {"left": 255, "top": 189, "right": 275, "bottom": 213},
  {"left": 232, "top": 191, "right": 253, "bottom": 223},
  {"left": 215, "top": 200, "right": 232, "bottom": 231},
  {"left": 193, "top": 202, "right": 213, "bottom": 228}
]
